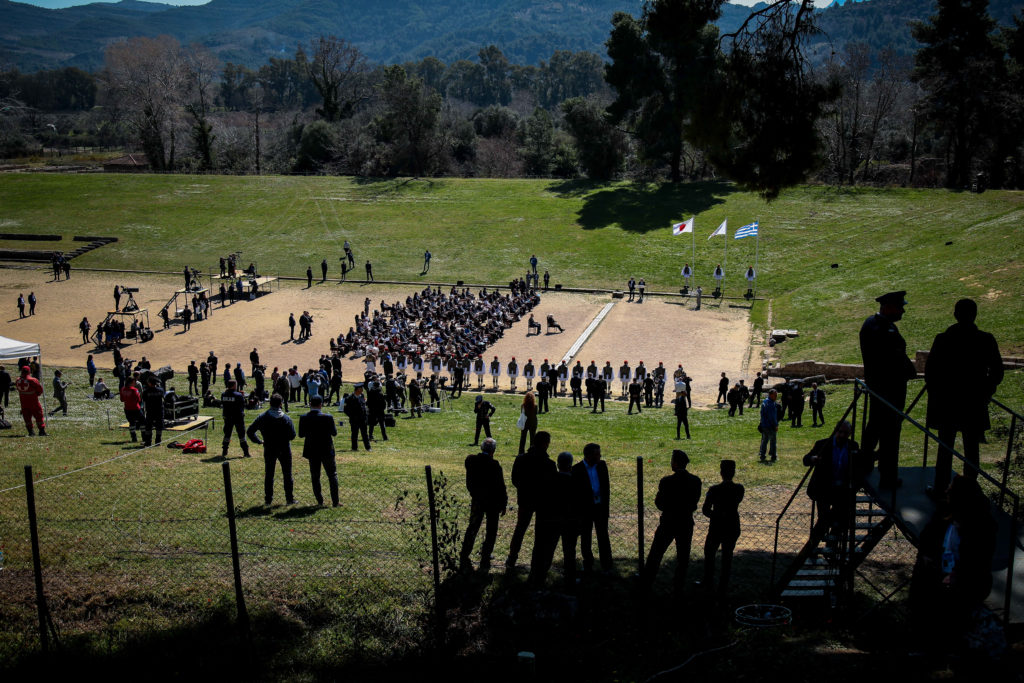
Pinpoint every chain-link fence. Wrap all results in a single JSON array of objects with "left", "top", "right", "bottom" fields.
[{"left": 3, "top": 443, "right": 927, "bottom": 660}]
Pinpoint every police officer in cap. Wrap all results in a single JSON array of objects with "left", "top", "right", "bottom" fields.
[
  {"left": 859, "top": 291, "right": 917, "bottom": 489},
  {"left": 221, "top": 379, "right": 250, "bottom": 458}
]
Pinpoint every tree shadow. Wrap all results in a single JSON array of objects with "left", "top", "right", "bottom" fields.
[{"left": 547, "top": 180, "right": 736, "bottom": 233}]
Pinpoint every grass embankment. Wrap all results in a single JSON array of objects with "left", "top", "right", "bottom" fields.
[{"left": 0, "top": 175, "right": 1021, "bottom": 362}]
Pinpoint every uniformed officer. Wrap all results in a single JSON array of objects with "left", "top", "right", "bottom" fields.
[
  {"left": 602, "top": 361, "right": 614, "bottom": 385},
  {"left": 591, "top": 375, "right": 606, "bottom": 413},
  {"left": 472, "top": 395, "right": 496, "bottom": 444},
  {"left": 537, "top": 376, "right": 551, "bottom": 413},
  {"left": 221, "top": 379, "right": 250, "bottom": 458},
  {"left": 570, "top": 372, "right": 583, "bottom": 407},
  {"left": 507, "top": 356, "right": 519, "bottom": 392},
  {"left": 474, "top": 355, "right": 485, "bottom": 389},
  {"left": 859, "top": 291, "right": 917, "bottom": 489},
  {"left": 556, "top": 361, "right": 568, "bottom": 395},
  {"left": 713, "top": 264, "right": 724, "bottom": 293},
  {"left": 628, "top": 377, "right": 643, "bottom": 414},
  {"left": 619, "top": 361, "right": 631, "bottom": 397},
  {"left": 523, "top": 359, "right": 535, "bottom": 392},
  {"left": 681, "top": 263, "right": 693, "bottom": 290},
  {"left": 745, "top": 266, "right": 756, "bottom": 297},
  {"left": 490, "top": 355, "right": 501, "bottom": 390}
]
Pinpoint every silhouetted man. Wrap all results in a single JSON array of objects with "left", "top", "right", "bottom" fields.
[
  {"left": 860, "top": 291, "right": 917, "bottom": 489},
  {"left": 529, "top": 451, "right": 577, "bottom": 587},
  {"left": 925, "top": 299, "right": 1003, "bottom": 493},
  {"left": 472, "top": 395, "right": 495, "bottom": 445},
  {"left": 808, "top": 382, "right": 826, "bottom": 426},
  {"left": 460, "top": 438, "right": 507, "bottom": 572},
  {"left": 573, "top": 443, "right": 612, "bottom": 574},
  {"left": 642, "top": 450, "right": 701, "bottom": 589},
  {"left": 506, "top": 430, "right": 555, "bottom": 571},
  {"left": 702, "top": 459, "right": 744, "bottom": 594},
  {"left": 344, "top": 384, "right": 371, "bottom": 451},
  {"left": 803, "top": 420, "right": 863, "bottom": 535}
]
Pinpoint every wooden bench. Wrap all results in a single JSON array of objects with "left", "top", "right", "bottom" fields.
[{"left": 119, "top": 415, "right": 215, "bottom": 439}]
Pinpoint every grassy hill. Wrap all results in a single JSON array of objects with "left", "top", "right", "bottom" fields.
[{"left": 0, "top": 173, "right": 1021, "bottom": 363}]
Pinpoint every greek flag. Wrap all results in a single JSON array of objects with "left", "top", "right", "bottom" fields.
[{"left": 734, "top": 221, "right": 759, "bottom": 239}]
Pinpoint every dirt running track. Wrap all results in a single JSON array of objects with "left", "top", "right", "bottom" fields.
[{"left": 0, "top": 269, "right": 752, "bottom": 403}]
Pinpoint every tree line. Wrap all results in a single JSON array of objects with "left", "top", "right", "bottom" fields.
[{"left": 1, "top": 0, "right": 1021, "bottom": 193}]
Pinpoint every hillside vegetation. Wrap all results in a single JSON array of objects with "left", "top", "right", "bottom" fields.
[{"left": 1, "top": 174, "right": 1021, "bottom": 362}]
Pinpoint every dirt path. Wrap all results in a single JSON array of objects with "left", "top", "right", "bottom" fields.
[{"left": 0, "top": 269, "right": 752, "bottom": 402}]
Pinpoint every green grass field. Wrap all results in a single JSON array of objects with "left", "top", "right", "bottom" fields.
[
  {"left": 1, "top": 174, "right": 1023, "bottom": 678},
  {"left": 1, "top": 175, "right": 1021, "bottom": 363}
]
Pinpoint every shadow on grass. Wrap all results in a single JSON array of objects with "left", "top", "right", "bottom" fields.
[{"left": 547, "top": 180, "right": 736, "bottom": 233}]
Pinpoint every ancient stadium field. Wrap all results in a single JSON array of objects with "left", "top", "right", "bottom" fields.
[{"left": 0, "top": 174, "right": 1022, "bottom": 679}]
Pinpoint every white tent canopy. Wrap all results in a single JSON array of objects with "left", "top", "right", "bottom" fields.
[{"left": 0, "top": 335, "right": 40, "bottom": 361}]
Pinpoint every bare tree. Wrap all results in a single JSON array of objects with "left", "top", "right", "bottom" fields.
[
  {"left": 245, "top": 82, "right": 266, "bottom": 175},
  {"left": 102, "top": 36, "right": 185, "bottom": 170},
  {"left": 183, "top": 43, "right": 220, "bottom": 171},
  {"left": 307, "top": 36, "right": 369, "bottom": 122}
]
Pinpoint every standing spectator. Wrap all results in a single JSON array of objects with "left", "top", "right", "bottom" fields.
[
  {"left": 717, "top": 372, "right": 729, "bottom": 406},
  {"left": 200, "top": 361, "right": 211, "bottom": 396},
  {"left": 140, "top": 376, "right": 165, "bottom": 447},
  {"left": 529, "top": 451, "right": 578, "bottom": 588},
  {"left": 789, "top": 383, "right": 804, "bottom": 427},
  {"left": 702, "top": 459, "right": 744, "bottom": 594},
  {"left": 543, "top": 270, "right": 550, "bottom": 290},
  {"left": 860, "top": 291, "right": 917, "bottom": 489},
  {"left": 113, "top": 285, "right": 121, "bottom": 311},
  {"left": 181, "top": 306, "right": 192, "bottom": 331},
  {"left": 460, "top": 438, "right": 507, "bottom": 572},
  {"left": 627, "top": 277, "right": 636, "bottom": 302},
  {"left": 119, "top": 377, "right": 142, "bottom": 443},
  {"left": 27, "top": 292, "right": 36, "bottom": 315},
  {"left": 187, "top": 361, "right": 199, "bottom": 396},
  {"left": 15, "top": 366, "right": 45, "bottom": 435},
  {"left": 573, "top": 443, "right": 612, "bottom": 574},
  {"left": 365, "top": 260, "right": 374, "bottom": 282},
  {"left": 300, "top": 396, "right": 340, "bottom": 506},
  {"left": 407, "top": 376, "right": 423, "bottom": 418},
  {"left": 727, "top": 383, "right": 742, "bottom": 416},
  {"left": 366, "top": 379, "right": 389, "bottom": 442},
  {"left": 758, "top": 388, "right": 780, "bottom": 462},
  {"left": 423, "top": 249, "right": 432, "bottom": 273},
  {"left": 49, "top": 370, "right": 68, "bottom": 416},
  {"left": 529, "top": 254, "right": 538, "bottom": 274},
  {"left": 247, "top": 393, "right": 297, "bottom": 506},
  {"left": 749, "top": 371, "right": 764, "bottom": 408},
  {"left": 288, "top": 313, "right": 296, "bottom": 340},
  {"left": 627, "top": 377, "right": 643, "bottom": 414},
  {"left": 517, "top": 391, "right": 538, "bottom": 455},
  {"left": 803, "top": 420, "right": 863, "bottom": 535},
  {"left": 926, "top": 298, "right": 1004, "bottom": 494},
  {"left": 506, "top": 430, "right": 555, "bottom": 571},
  {"left": 472, "top": 395, "right": 495, "bottom": 445},
  {"left": 695, "top": 285, "right": 703, "bottom": 311},
  {"left": 675, "top": 393, "right": 690, "bottom": 439},
  {"left": 321, "top": 258, "right": 328, "bottom": 283},
  {"left": 808, "top": 382, "right": 826, "bottom": 427},
  {"left": 17, "top": 293, "right": 26, "bottom": 318},
  {"left": 343, "top": 384, "right": 371, "bottom": 451},
  {"left": 79, "top": 317, "right": 91, "bottom": 344},
  {"left": 0, "top": 365, "right": 11, "bottom": 407},
  {"left": 306, "top": 266, "right": 313, "bottom": 288},
  {"left": 642, "top": 450, "right": 702, "bottom": 589},
  {"left": 249, "top": 348, "right": 261, "bottom": 374}
]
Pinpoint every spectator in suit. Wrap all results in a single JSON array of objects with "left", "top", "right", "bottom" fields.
[
  {"left": 460, "top": 438, "right": 507, "bottom": 572},
  {"left": 343, "top": 384, "right": 371, "bottom": 451},
  {"left": 642, "top": 450, "right": 702, "bottom": 590},
  {"left": 803, "top": 420, "right": 863, "bottom": 535},
  {"left": 573, "top": 443, "right": 612, "bottom": 574},
  {"left": 702, "top": 459, "right": 744, "bottom": 594},
  {"left": 299, "top": 396, "right": 339, "bottom": 507},
  {"left": 530, "top": 451, "right": 578, "bottom": 588},
  {"left": 808, "top": 382, "right": 826, "bottom": 427},
  {"left": 506, "top": 431, "right": 555, "bottom": 572},
  {"left": 246, "top": 393, "right": 297, "bottom": 505}
]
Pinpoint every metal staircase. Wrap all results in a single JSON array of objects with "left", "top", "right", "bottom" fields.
[{"left": 771, "top": 380, "right": 1022, "bottom": 623}]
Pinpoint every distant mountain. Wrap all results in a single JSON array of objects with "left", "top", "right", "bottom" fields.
[{"left": 0, "top": 0, "right": 1019, "bottom": 73}]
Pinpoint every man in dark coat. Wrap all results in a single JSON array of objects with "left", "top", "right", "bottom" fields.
[
  {"left": 506, "top": 430, "right": 555, "bottom": 571},
  {"left": 748, "top": 371, "right": 764, "bottom": 408},
  {"left": 627, "top": 377, "right": 643, "bottom": 414},
  {"left": 717, "top": 372, "right": 729, "bottom": 406},
  {"left": 860, "top": 291, "right": 918, "bottom": 489},
  {"left": 472, "top": 395, "right": 495, "bottom": 445},
  {"left": 591, "top": 376, "right": 605, "bottom": 413},
  {"left": 642, "top": 450, "right": 702, "bottom": 589},
  {"left": 529, "top": 451, "right": 578, "bottom": 588},
  {"left": 366, "top": 379, "right": 389, "bottom": 442},
  {"left": 299, "top": 396, "right": 339, "bottom": 506},
  {"left": 702, "top": 459, "right": 744, "bottom": 594},
  {"left": 573, "top": 442, "right": 612, "bottom": 573},
  {"left": 803, "top": 420, "right": 864, "bottom": 534},
  {"left": 459, "top": 438, "right": 507, "bottom": 572},
  {"left": 808, "top": 382, "right": 826, "bottom": 427},
  {"left": 925, "top": 299, "right": 1004, "bottom": 493},
  {"left": 343, "top": 384, "right": 371, "bottom": 451},
  {"left": 246, "top": 393, "right": 297, "bottom": 505},
  {"left": 221, "top": 379, "right": 250, "bottom": 457}
]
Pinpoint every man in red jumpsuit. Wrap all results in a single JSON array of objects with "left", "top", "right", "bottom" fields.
[{"left": 15, "top": 366, "right": 46, "bottom": 436}]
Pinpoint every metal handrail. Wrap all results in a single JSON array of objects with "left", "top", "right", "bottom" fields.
[{"left": 853, "top": 378, "right": 1019, "bottom": 624}]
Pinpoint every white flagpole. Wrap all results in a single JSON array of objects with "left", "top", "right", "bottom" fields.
[
  {"left": 691, "top": 227, "right": 695, "bottom": 286},
  {"left": 753, "top": 220, "right": 760, "bottom": 299},
  {"left": 723, "top": 226, "right": 728, "bottom": 294}
]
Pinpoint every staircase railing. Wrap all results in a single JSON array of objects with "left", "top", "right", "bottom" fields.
[{"left": 772, "top": 379, "right": 1020, "bottom": 622}]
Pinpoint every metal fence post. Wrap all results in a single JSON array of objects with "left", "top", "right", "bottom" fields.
[
  {"left": 425, "top": 466, "right": 442, "bottom": 627},
  {"left": 636, "top": 456, "right": 645, "bottom": 574},
  {"left": 221, "top": 462, "right": 250, "bottom": 636},
  {"left": 24, "top": 465, "right": 50, "bottom": 653}
]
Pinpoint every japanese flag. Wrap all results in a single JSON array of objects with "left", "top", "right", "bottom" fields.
[{"left": 672, "top": 217, "right": 694, "bottom": 236}]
